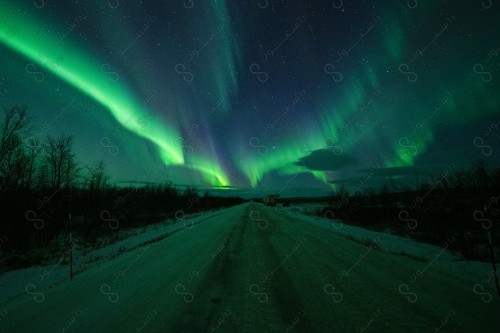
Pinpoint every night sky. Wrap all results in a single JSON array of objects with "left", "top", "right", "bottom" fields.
[{"left": 0, "top": 0, "right": 499, "bottom": 197}]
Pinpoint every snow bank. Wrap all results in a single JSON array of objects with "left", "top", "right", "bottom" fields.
[
  {"left": 0, "top": 209, "right": 222, "bottom": 304},
  {"left": 284, "top": 208, "right": 495, "bottom": 282}
]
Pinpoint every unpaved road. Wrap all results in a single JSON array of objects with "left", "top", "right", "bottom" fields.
[{"left": 0, "top": 202, "right": 498, "bottom": 332}]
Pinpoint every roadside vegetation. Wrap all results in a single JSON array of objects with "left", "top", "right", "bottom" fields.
[
  {"left": 0, "top": 106, "right": 243, "bottom": 270},
  {"left": 309, "top": 161, "right": 500, "bottom": 261}
]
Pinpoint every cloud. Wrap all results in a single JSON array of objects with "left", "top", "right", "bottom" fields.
[{"left": 295, "top": 149, "right": 358, "bottom": 171}]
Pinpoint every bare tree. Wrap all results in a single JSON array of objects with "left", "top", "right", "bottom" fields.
[
  {"left": 86, "top": 160, "right": 109, "bottom": 192},
  {"left": 0, "top": 106, "right": 30, "bottom": 191},
  {"left": 0, "top": 106, "right": 29, "bottom": 160},
  {"left": 45, "top": 134, "right": 77, "bottom": 189},
  {"left": 36, "top": 163, "right": 49, "bottom": 189},
  {"left": 24, "top": 137, "right": 42, "bottom": 189}
]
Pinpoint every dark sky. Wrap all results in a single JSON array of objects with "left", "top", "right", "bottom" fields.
[{"left": 0, "top": 0, "right": 499, "bottom": 197}]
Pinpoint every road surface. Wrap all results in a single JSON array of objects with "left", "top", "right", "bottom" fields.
[{"left": 0, "top": 202, "right": 498, "bottom": 332}]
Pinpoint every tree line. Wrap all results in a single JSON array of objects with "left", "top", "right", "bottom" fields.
[
  {"left": 322, "top": 161, "right": 500, "bottom": 260},
  {"left": 0, "top": 106, "right": 243, "bottom": 255}
]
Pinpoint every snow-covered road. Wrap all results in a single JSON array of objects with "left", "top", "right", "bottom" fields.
[{"left": 1, "top": 202, "right": 498, "bottom": 332}]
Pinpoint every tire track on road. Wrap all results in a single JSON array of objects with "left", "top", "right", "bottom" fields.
[{"left": 171, "top": 203, "right": 314, "bottom": 332}]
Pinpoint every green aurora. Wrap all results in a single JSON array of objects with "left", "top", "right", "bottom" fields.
[{"left": 1, "top": 1, "right": 499, "bottom": 193}]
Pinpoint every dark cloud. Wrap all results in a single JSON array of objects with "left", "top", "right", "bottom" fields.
[{"left": 295, "top": 149, "right": 358, "bottom": 171}]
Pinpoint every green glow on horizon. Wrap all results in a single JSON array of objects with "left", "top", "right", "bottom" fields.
[{"left": 188, "top": 156, "right": 230, "bottom": 187}]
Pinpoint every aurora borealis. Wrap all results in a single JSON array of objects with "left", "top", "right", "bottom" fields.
[{"left": 1, "top": 1, "right": 499, "bottom": 197}]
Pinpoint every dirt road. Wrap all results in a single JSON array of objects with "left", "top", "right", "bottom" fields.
[{"left": 0, "top": 202, "right": 498, "bottom": 332}]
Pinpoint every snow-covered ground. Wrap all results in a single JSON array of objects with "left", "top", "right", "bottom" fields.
[
  {"left": 283, "top": 206, "right": 495, "bottom": 282},
  {"left": 1, "top": 204, "right": 495, "bottom": 307},
  {"left": 0, "top": 209, "right": 223, "bottom": 304},
  {"left": 1, "top": 203, "right": 499, "bottom": 332}
]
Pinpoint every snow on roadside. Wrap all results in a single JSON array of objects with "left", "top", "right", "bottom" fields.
[
  {"left": 2, "top": 206, "right": 495, "bottom": 305},
  {"left": 0, "top": 209, "right": 223, "bottom": 305},
  {"left": 284, "top": 208, "right": 495, "bottom": 283}
]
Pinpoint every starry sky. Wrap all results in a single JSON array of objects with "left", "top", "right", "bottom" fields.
[{"left": 0, "top": 0, "right": 499, "bottom": 197}]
